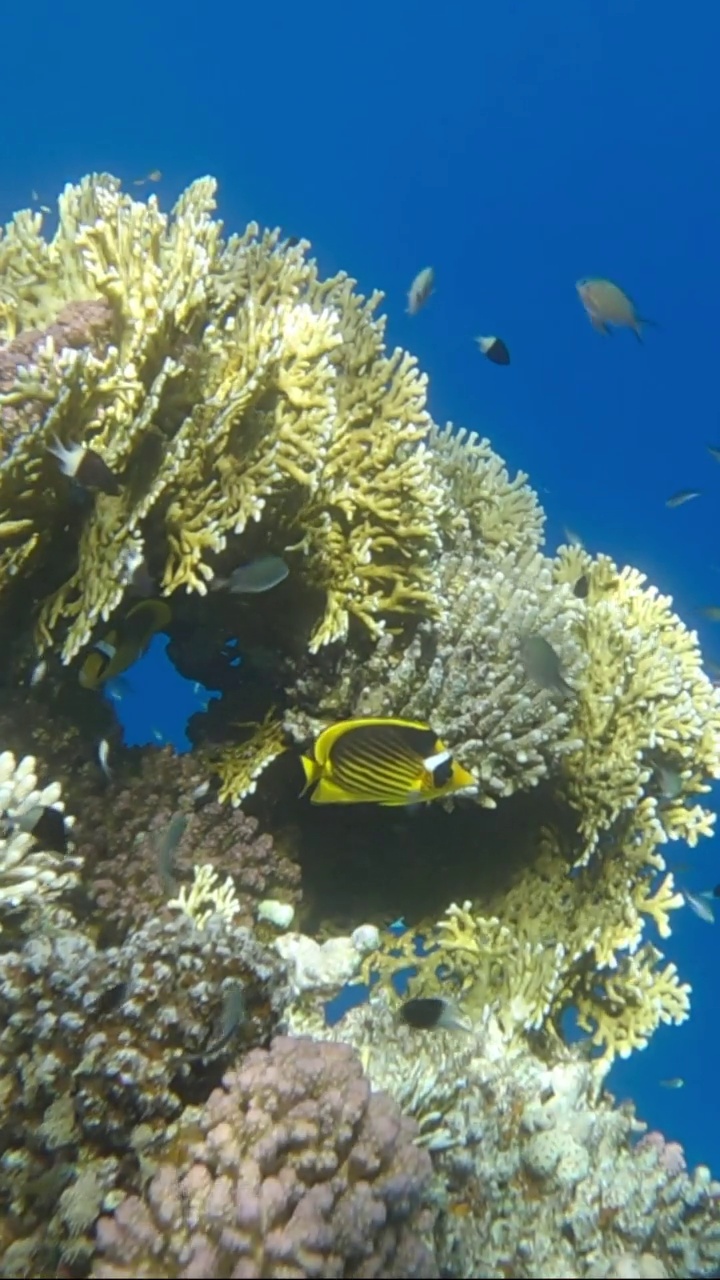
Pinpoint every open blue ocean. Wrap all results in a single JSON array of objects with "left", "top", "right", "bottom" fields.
[{"left": 3, "top": 0, "right": 720, "bottom": 1174}]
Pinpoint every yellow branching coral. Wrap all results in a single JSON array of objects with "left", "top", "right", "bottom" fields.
[
  {"left": 0, "top": 175, "right": 441, "bottom": 665},
  {"left": 213, "top": 712, "right": 288, "bottom": 807},
  {"left": 560, "top": 553, "right": 720, "bottom": 863}
]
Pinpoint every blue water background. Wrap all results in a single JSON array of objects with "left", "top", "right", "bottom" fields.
[{"left": 3, "top": 0, "right": 720, "bottom": 1169}]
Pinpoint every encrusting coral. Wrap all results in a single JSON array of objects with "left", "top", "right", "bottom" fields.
[
  {"left": 0, "top": 913, "right": 289, "bottom": 1275},
  {"left": 92, "top": 1035, "right": 439, "bottom": 1280},
  {"left": 285, "top": 991, "right": 720, "bottom": 1280}
]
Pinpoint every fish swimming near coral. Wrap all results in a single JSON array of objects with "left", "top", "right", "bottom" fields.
[
  {"left": 210, "top": 554, "right": 289, "bottom": 595},
  {"left": 406, "top": 266, "right": 434, "bottom": 315},
  {"left": 399, "top": 996, "right": 471, "bottom": 1033},
  {"left": 15, "top": 804, "right": 68, "bottom": 855},
  {"left": 48, "top": 437, "right": 121, "bottom": 496},
  {"left": 576, "top": 277, "right": 655, "bottom": 341},
  {"left": 300, "top": 717, "right": 477, "bottom": 806},
  {"left": 519, "top": 633, "right": 573, "bottom": 698},
  {"left": 79, "top": 599, "right": 172, "bottom": 690},
  {"left": 683, "top": 887, "right": 716, "bottom": 924},
  {"left": 476, "top": 335, "right": 510, "bottom": 365}
]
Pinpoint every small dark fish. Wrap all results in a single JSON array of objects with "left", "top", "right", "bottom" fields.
[
  {"left": 286, "top": 236, "right": 300, "bottom": 248},
  {"left": 519, "top": 633, "right": 572, "bottom": 698},
  {"left": 660, "top": 1077, "right": 685, "bottom": 1089},
  {"left": 476, "top": 335, "right": 510, "bottom": 365},
  {"left": 407, "top": 267, "right": 434, "bottom": 315},
  {"left": 211, "top": 554, "right": 289, "bottom": 595},
  {"left": 573, "top": 575, "right": 589, "bottom": 599},
  {"left": 16, "top": 804, "right": 68, "bottom": 855},
  {"left": 576, "top": 277, "right": 655, "bottom": 341},
  {"left": 399, "top": 996, "right": 471, "bottom": 1033},
  {"left": 707, "top": 445, "right": 720, "bottom": 462},
  {"left": 48, "top": 437, "right": 121, "bottom": 497},
  {"left": 666, "top": 489, "right": 701, "bottom": 509}
]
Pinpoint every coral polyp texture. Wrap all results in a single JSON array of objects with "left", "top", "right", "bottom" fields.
[
  {"left": 92, "top": 1035, "right": 438, "bottom": 1280},
  {"left": 0, "top": 913, "right": 289, "bottom": 1274},
  {"left": 285, "top": 992, "right": 720, "bottom": 1279}
]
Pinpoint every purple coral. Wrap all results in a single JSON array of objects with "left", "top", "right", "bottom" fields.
[
  {"left": 93, "top": 1035, "right": 439, "bottom": 1279},
  {"left": 80, "top": 747, "right": 301, "bottom": 940}
]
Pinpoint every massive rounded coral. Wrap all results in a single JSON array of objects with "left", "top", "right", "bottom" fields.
[{"left": 92, "top": 1035, "right": 438, "bottom": 1279}]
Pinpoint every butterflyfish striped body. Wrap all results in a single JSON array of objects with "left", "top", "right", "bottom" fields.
[
  {"left": 300, "top": 717, "right": 477, "bottom": 806},
  {"left": 79, "top": 599, "right": 172, "bottom": 690}
]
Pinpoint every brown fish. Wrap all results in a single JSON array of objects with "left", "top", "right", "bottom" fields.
[{"left": 576, "top": 277, "right": 655, "bottom": 341}]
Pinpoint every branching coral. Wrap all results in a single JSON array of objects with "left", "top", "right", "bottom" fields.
[
  {"left": 92, "top": 1035, "right": 439, "bottom": 1279},
  {"left": 0, "top": 175, "right": 442, "bottom": 671},
  {"left": 0, "top": 747, "right": 79, "bottom": 924}
]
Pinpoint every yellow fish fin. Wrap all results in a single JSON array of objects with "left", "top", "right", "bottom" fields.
[
  {"left": 299, "top": 752, "right": 322, "bottom": 797},
  {"left": 449, "top": 761, "right": 477, "bottom": 792}
]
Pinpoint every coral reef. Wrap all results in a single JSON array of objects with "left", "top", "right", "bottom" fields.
[
  {"left": 285, "top": 992, "right": 720, "bottom": 1279},
  {"left": 83, "top": 760, "right": 302, "bottom": 942},
  {"left": 0, "top": 914, "right": 288, "bottom": 1274},
  {"left": 0, "top": 746, "right": 80, "bottom": 925},
  {"left": 0, "top": 174, "right": 440, "bottom": 671},
  {"left": 92, "top": 1035, "right": 438, "bottom": 1279},
  {"left": 1, "top": 174, "right": 720, "bottom": 1277}
]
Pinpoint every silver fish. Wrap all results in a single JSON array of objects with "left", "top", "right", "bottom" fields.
[
  {"left": 406, "top": 267, "right": 434, "bottom": 316},
  {"left": 660, "top": 1077, "right": 685, "bottom": 1089},
  {"left": 666, "top": 489, "right": 701, "bottom": 508},
  {"left": 683, "top": 888, "right": 715, "bottom": 924},
  {"left": 576, "top": 277, "right": 654, "bottom": 341},
  {"left": 97, "top": 738, "right": 112, "bottom": 780},
  {"left": 211, "top": 554, "right": 289, "bottom": 595},
  {"left": 519, "top": 633, "right": 572, "bottom": 698},
  {"left": 156, "top": 811, "right": 188, "bottom": 895},
  {"left": 28, "top": 658, "right": 47, "bottom": 687},
  {"left": 654, "top": 761, "right": 683, "bottom": 801}
]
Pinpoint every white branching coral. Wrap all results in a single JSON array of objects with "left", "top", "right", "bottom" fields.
[
  {"left": 0, "top": 749, "right": 79, "bottom": 922},
  {"left": 167, "top": 862, "right": 240, "bottom": 929}
]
